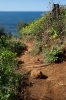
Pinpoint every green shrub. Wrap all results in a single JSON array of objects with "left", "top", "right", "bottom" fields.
[
  {"left": 19, "top": 17, "right": 44, "bottom": 39},
  {"left": 49, "top": 27, "right": 58, "bottom": 39},
  {"left": 0, "top": 48, "right": 19, "bottom": 100},
  {"left": 30, "top": 40, "right": 43, "bottom": 56},
  {"left": 0, "top": 35, "right": 27, "bottom": 55},
  {"left": 7, "top": 40, "right": 27, "bottom": 55},
  {"left": 43, "top": 46, "right": 63, "bottom": 64},
  {"left": 0, "top": 35, "right": 27, "bottom": 99}
]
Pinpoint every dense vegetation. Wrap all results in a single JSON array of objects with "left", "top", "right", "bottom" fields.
[
  {"left": 0, "top": 35, "right": 26, "bottom": 56},
  {"left": 18, "top": 5, "right": 66, "bottom": 64},
  {"left": 0, "top": 27, "right": 27, "bottom": 100}
]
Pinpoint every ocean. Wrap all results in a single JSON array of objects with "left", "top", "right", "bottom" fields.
[{"left": 0, "top": 11, "right": 45, "bottom": 36}]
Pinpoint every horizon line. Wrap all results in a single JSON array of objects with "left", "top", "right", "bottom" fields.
[{"left": 0, "top": 10, "right": 48, "bottom": 12}]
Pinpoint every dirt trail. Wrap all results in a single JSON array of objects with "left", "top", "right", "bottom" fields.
[
  {"left": 17, "top": 38, "right": 44, "bottom": 73},
  {"left": 17, "top": 39, "right": 66, "bottom": 100}
]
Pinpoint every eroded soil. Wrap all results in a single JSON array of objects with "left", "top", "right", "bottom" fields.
[{"left": 16, "top": 39, "right": 66, "bottom": 100}]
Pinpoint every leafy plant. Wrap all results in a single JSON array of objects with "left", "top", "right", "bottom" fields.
[
  {"left": 0, "top": 35, "right": 27, "bottom": 55},
  {"left": 49, "top": 27, "right": 58, "bottom": 39},
  {"left": 7, "top": 40, "right": 27, "bottom": 55},
  {"left": 30, "top": 40, "right": 43, "bottom": 56},
  {"left": 19, "top": 17, "right": 44, "bottom": 40},
  {"left": 0, "top": 34, "right": 27, "bottom": 99},
  {"left": 43, "top": 46, "right": 63, "bottom": 64},
  {"left": 0, "top": 48, "right": 20, "bottom": 100}
]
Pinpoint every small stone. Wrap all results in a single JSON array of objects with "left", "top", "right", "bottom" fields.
[{"left": 31, "top": 69, "right": 43, "bottom": 79}]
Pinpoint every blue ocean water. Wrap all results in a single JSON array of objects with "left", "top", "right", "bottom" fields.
[{"left": 0, "top": 11, "right": 45, "bottom": 36}]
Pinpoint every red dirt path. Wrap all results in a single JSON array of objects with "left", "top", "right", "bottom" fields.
[{"left": 17, "top": 39, "right": 66, "bottom": 100}]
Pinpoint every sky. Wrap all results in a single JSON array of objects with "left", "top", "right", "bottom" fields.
[{"left": 0, "top": 0, "right": 66, "bottom": 11}]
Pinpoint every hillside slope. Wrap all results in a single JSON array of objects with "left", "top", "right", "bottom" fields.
[{"left": 16, "top": 5, "right": 66, "bottom": 100}]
